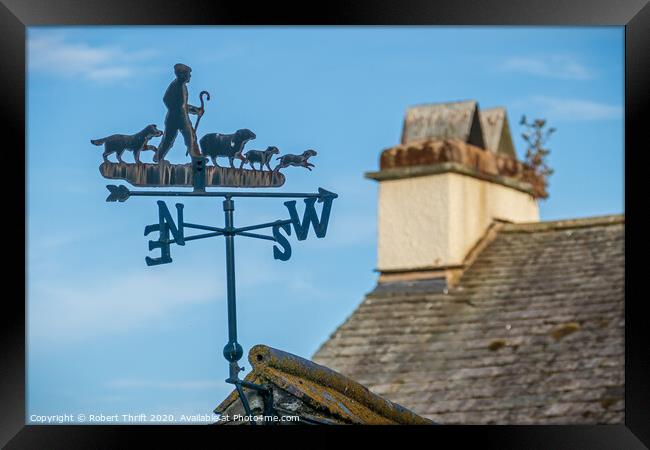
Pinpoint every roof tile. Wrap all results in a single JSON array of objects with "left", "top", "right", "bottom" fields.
[{"left": 313, "top": 216, "right": 624, "bottom": 424}]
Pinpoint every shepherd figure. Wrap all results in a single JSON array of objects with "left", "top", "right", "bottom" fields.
[{"left": 154, "top": 63, "right": 203, "bottom": 162}]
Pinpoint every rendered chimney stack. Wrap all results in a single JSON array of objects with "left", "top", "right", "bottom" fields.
[{"left": 365, "top": 101, "right": 540, "bottom": 286}]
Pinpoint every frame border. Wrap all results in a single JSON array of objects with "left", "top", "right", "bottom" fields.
[{"left": 2, "top": 0, "right": 647, "bottom": 447}]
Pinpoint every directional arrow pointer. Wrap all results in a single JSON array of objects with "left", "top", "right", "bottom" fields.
[
  {"left": 106, "top": 185, "right": 131, "bottom": 202},
  {"left": 317, "top": 187, "right": 338, "bottom": 203}
]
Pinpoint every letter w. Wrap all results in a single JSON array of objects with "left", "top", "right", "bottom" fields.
[{"left": 284, "top": 197, "right": 333, "bottom": 241}]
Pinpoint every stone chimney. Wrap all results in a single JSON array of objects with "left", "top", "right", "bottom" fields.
[{"left": 365, "top": 101, "right": 540, "bottom": 288}]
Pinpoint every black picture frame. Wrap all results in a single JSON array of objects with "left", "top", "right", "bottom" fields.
[{"left": 1, "top": 0, "right": 647, "bottom": 447}]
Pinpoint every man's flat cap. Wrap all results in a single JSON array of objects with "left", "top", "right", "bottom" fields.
[{"left": 174, "top": 63, "right": 192, "bottom": 75}]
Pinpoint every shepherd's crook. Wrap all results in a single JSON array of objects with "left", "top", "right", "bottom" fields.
[{"left": 188, "top": 90, "right": 211, "bottom": 156}]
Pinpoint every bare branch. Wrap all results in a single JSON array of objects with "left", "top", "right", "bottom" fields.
[{"left": 520, "top": 115, "right": 555, "bottom": 199}]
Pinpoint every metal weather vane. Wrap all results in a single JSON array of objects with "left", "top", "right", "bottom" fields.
[{"left": 92, "top": 63, "right": 337, "bottom": 423}]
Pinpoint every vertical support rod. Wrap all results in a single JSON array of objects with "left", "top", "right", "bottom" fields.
[
  {"left": 224, "top": 197, "right": 237, "bottom": 346},
  {"left": 220, "top": 196, "right": 267, "bottom": 424},
  {"left": 222, "top": 196, "right": 243, "bottom": 379},
  {"left": 191, "top": 156, "right": 208, "bottom": 192}
]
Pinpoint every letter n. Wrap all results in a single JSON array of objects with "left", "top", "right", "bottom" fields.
[{"left": 143, "top": 201, "right": 185, "bottom": 266}]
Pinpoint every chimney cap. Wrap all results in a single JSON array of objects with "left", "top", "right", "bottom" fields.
[
  {"left": 401, "top": 100, "right": 485, "bottom": 149},
  {"left": 479, "top": 107, "right": 517, "bottom": 159}
]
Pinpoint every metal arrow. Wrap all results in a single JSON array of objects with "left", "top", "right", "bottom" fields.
[{"left": 106, "top": 184, "right": 338, "bottom": 202}]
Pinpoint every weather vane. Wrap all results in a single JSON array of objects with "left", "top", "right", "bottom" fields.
[{"left": 92, "top": 63, "right": 337, "bottom": 423}]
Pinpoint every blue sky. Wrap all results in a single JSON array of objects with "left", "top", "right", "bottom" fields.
[{"left": 26, "top": 26, "right": 624, "bottom": 423}]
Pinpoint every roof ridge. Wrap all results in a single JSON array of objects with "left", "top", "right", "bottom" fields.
[
  {"left": 216, "top": 345, "right": 433, "bottom": 425},
  {"left": 501, "top": 214, "right": 624, "bottom": 233},
  {"left": 247, "top": 345, "right": 433, "bottom": 425}
]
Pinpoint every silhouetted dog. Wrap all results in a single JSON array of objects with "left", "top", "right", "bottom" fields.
[
  {"left": 199, "top": 129, "right": 256, "bottom": 168},
  {"left": 91, "top": 124, "right": 163, "bottom": 164},
  {"left": 241, "top": 146, "right": 280, "bottom": 171},
  {"left": 275, "top": 149, "right": 317, "bottom": 171}
]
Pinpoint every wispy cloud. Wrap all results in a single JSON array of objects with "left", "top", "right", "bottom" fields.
[
  {"left": 501, "top": 55, "right": 594, "bottom": 80},
  {"left": 28, "top": 266, "right": 223, "bottom": 343},
  {"left": 28, "top": 32, "right": 158, "bottom": 82},
  {"left": 29, "top": 227, "right": 111, "bottom": 253},
  {"left": 530, "top": 96, "right": 622, "bottom": 121}
]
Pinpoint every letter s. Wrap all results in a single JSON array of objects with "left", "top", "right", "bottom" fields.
[{"left": 272, "top": 222, "right": 292, "bottom": 261}]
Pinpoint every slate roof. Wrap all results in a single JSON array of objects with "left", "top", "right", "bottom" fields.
[
  {"left": 313, "top": 215, "right": 625, "bottom": 424},
  {"left": 215, "top": 345, "right": 433, "bottom": 425}
]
